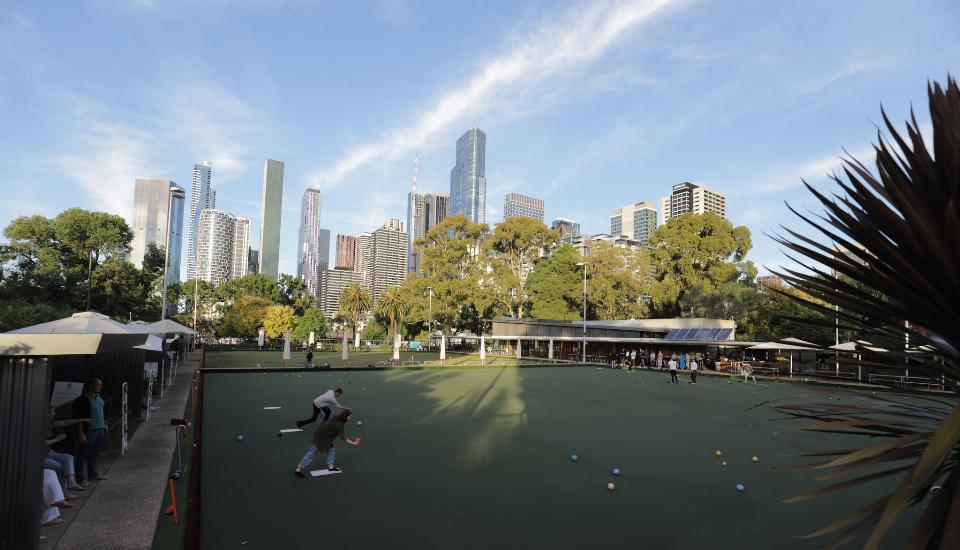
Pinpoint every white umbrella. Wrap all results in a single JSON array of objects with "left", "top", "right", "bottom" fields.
[
  {"left": 134, "top": 334, "right": 165, "bottom": 352},
  {"left": 747, "top": 338, "right": 821, "bottom": 377},
  {"left": 148, "top": 318, "right": 197, "bottom": 335},
  {"left": 282, "top": 331, "right": 291, "bottom": 365},
  {"left": 258, "top": 329, "right": 265, "bottom": 348},
  {"left": 10, "top": 311, "right": 137, "bottom": 334},
  {"left": 308, "top": 331, "right": 315, "bottom": 347}
]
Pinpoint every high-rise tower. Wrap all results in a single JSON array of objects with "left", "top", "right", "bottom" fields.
[
  {"left": 449, "top": 127, "right": 486, "bottom": 224},
  {"left": 297, "top": 188, "right": 329, "bottom": 302},
  {"left": 130, "top": 179, "right": 185, "bottom": 286},
  {"left": 186, "top": 161, "right": 214, "bottom": 279},
  {"left": 259, "top": 159, "right": 284, "bottom": 279},
  {"left": 659, "top": 182, "right": 726, "bottom": 225}
]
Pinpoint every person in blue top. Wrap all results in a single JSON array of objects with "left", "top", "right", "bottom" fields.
[
  {"left": 72, "top": 378, "right": 109, "bottom": 486},
  {"left": 678, "top": 352, "right": 686, "bottom": 371}
]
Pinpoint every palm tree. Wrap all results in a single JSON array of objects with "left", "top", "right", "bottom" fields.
[
  {"left": 339, "top": 283, "right": 370, "bottom": 348},
  {"left": 770, "top": 77, "right": 960, "bottom": 548},
  {"left": 376, "top": 286, "right": 407, "bottom": 359}
]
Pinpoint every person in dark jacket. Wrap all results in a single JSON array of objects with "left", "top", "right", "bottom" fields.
[
  {"left": 72, "top": 378, "right": 109, "bottom": 486},
  {"left": 294, "top": 409, "right": 360, "bottom": 477}
]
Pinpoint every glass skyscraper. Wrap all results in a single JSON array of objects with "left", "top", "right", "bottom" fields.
[
  {"left": 186, "top": 161, "right": 214, "bottom": 280},
  {"left": 130, "top": 179, "right": 184, "bottom": 287},
  {"left": 449, "top": 127, "right": 486, "bottom": 224},
  {"left": 259, "top": 159, "right": 284, "bottom": 280},
  {"left": 297, "top": 188, "right": 330, "bottom": 302}
]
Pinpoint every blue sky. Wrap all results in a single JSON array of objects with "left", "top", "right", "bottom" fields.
[{"left": 1, "top": 0, "right": 957, "bottom": 277}]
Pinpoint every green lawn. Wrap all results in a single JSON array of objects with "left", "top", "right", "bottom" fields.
[
  {"left": 191, "top": 363, "right": 929, "bottom": 549},
  {"left": 202, "top": 349, "right": 543, "bottom": 368}
]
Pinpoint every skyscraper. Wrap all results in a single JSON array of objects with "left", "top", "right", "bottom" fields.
[
  {"left": 503, "top": 193, "right": 544, "bottom": 222},
  {"left": 336, "top": 234, "right": 357, "bottom": 270},
  {"left": 196, "top": 209, "right": 236, "bottom": 286},
  {"left": 551, "top": 218, "right": 580, "bottom": 241},
  {"left": 259, "top": 159, "right": 284, "bottom": 280},
  {"left": 297, "top": 189, "right": 330, "bottom": 301},
  {"left": 610, "top": 202, "right": 657, "bottom": 243},
  {"left": 320, "top": 268, "right": 366, "bottom": 318},
  {"left": 450, "top": 127, "right": 486, "bottom": 224},
  {"left": 368, "top": 220, "right": 408, "bottom": 306},
  {"left": 197, "top": 209, "right": 250, "bottom": 285},
  {"left": 248, "top": 249, "right": 260, "bottom": 275},
  {"left": 186, "top": 161, "right": 214, "bottom": 279},
  {"left": 232, "top": 217, "right": 251, "bottom": 280},
  {"left": 660, "top": 182, "right": 726, "bottom": 224},
  {"left": 354, "top": 232, "right": 373, "bottom": 284},
  {"left": 407, "top": 192, "right": 450, "bottom": 273},
  {"left": 130, "top": 179, "right": 185, "bottom": 286}
]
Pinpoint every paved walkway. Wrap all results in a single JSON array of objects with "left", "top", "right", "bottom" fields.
[{"left": 51, "top": 354, "right": 199, "bottom": 550}]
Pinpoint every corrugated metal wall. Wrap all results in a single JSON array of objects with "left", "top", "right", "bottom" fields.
[
  {"left": 48, "top": 348, "right": 154, "bottom": 422},
  {"left": 0, "top": 356, "right": 50, "bottom": 550}
]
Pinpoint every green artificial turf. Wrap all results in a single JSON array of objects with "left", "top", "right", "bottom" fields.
[
  {"left": 197, "top": 366, "right": 926, "bottom": 549},
  {"left": 203, "top": 349, "right": 540, "bottom": 369}
]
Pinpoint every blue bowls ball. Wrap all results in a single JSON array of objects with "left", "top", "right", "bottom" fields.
[
  {"left": 736, "top": 483, "right": 745, "bottom": 492},
  {"left": 612, "top": 468, "right": 621, "bottom": 476},
  {"left": 237, "top": 435, "right": 244, "bottom": 442},
  {"left": 570, "top": 454, "right": 579, "bottom": 462},
  {"left": 357, "top": 420, "right": 364, "bottom": 427}
]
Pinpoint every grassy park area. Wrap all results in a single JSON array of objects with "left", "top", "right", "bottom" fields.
[{"left": 191, "top": 361, "right": 927, "bottom": 548}]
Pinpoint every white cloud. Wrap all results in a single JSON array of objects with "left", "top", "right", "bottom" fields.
[
  {"left": 793, "top": 62, "right": 870, "bottom": 98},
  {"left": 311, "top": 0, "right": 687, "bottom": 188}
]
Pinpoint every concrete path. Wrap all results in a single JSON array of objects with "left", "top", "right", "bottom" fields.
[{"left": 52, "top": 354, "right": 199, "bottom": 550}]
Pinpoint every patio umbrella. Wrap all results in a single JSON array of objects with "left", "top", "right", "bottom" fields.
[
  {"left": 11, "top": 311, "right": 137, "bottom": 334},
  {"left": 747, "top": 338, "right": 822, "bottom": 376},
  {"left": 147, "top": 318, "right": 197, "bottom": 335},
  {"left": 283, "top": 331, "right": 291, "bottom": 366}
]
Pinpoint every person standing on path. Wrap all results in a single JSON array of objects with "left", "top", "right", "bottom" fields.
[
  {"left": 294, "top": 409, "right": 361, "bottom": 477},
  {"left": 72, "top": 379, "right": 109, "bottom": 486},
  {"left": 690, "top": 358, "right": 699, "bottom": 384},
  {"left": 678, "top": 352, "right": 686, "bottom": 371},
  {"left": 668, "top": 357, "right": 679, "bottom": 384},
  {"left": 656, "top": 350, "right": 663, "bottom": 369},
  {"left": 296, "top": 388, "right": 347, "bottom": 429},
  {"left": 306, "top": 350, "right": 314, "bottom": 367}
]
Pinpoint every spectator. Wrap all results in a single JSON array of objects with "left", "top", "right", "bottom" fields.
[
  {"left": 41, "top": 468, "right": 71, "bottom": 526},
  {"left": 73, "top": 378, "right": 109, "bottom": 486},
  {"left": 45, "top": 406, "right": 87, "bottom": 495},
  {"left": 306, "top": 350, "right": 314, "bottom": 367}
]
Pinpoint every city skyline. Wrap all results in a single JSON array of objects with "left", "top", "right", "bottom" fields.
[{"left": 2, "top": 1, "right": 956, "bottom": 277}]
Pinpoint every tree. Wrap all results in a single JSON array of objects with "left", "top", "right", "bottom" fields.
[
  {"left": 375, "top": 286, "right": 407, "bottom": 343},
  {"left": 527, "top": 243, "right": 582, "bottom": 320},
  {"left": 767, "top": 77, "right": 960, "bottom": 546},
  {"left": 261, "top": 304, "right": 297, "bottom": 338},
  {"left": 220, "top": 295, "right": 272, "bottom": 337},
  {"left": 484, "top": 217, "right": 559, "bottom": 318},
  {"left": 278, "top": 273, "right": 314, "bottom": 314},
  {"left": 292, "top": 307, "right": 327, "bottom": 341},
  {"left": 339, "top": 283, "right": 371, "bottom": 345},
  {"left": 219, "top": 273, "right": 281, "bottom": 303},
  {"left": 648, "top": 212, "right": 754, "bottom": 316},
  {"left": 170, "top": 278, "right": 219, "bottom": 333},
  {"left": 402, "top": 214, "right": 488, "bottom": 335},
  {"left": 584, "top": 241, "right": 649, "bottom": 320},
  {"left": 0, "top": 299, "right": 70, "bottom": 333}
]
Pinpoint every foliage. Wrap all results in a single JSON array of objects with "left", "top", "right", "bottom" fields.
[
  {"left": 527, "top": 243, "right": 582, "bottom": 320},
  {"left": 361, "top": 318, "right": 388, "bottom": 341},
  {"left": 484, "top": 217, "right": 560, "bottom": 318},
  {"left": 278, "top": 273, "right": 314, "bottom": 315},
  {"left": 292, "top": 307, "right": 327, "bottom": 341},
  {"left": 220, "top": 295, "right": 272, "bottom": 337},
  {"left": 0, "top": 299, "right": 71, "bottom": 333},
  {"left": 339, "top": 282, "right": 371, "bottom": 336},
  {"left": 169, "top": 278, "right": 219, "bottom": 333},
  {"left": 219, "top": 273, "right": 281, "bottom": 303},
  {"left": 769, "top": 77, "right": 960, "bottom": 548},
  {"left": 648, "top": 212, "right": 754, "bottom": 316},
  {"left": 585, "top": 241, "right": 649, "bottom": 320},
  {"left": 375, "top": 286, "right": 407, "bottom": 342},
  {"left": 261, "top": 304, "right": 297, "bottom": 338}
]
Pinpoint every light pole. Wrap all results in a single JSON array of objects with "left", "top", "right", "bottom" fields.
[
  {"left": 426, "top": 286, "right": 433, "bottom": 339},
  {"left": 86, "top": 248, "right": 94, "bottom": 310},
  {"left": 160, "top": 186, "right": 185, "bottom": 320},
  {"left": 576, "top": 262, "right": 587, "bottom": 363}
]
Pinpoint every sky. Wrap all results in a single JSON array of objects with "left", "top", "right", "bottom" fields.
[{"left": 1, "top": 0, "right": 958, "bottom": 278}]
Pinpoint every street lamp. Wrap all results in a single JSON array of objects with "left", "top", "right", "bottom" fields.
[
  {"left": 160, "top": 186, "right": 186, "bottom": 320},
  {"left": 576, "top": 262, "right": 587, "bottom": 363},
  {"left": 426, "top": 286, "right": 433, "bottom": 336}
]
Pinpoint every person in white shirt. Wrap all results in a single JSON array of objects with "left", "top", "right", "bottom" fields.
[
  {"left": 295, "top": 388, "right": 347, "bottom": 429},
  {"left": 668, "top": 358, "right": 679, "bottom": 384},
  {"left": 690, "top": 359, "right": 699, "bottom": 384}
]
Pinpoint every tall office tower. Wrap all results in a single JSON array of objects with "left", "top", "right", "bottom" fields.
[
  {"left": 354, "top": 232, "right": 373, "bottom": 284},
  {"left": 503, "top": 193, "right": 544, "bottom": 222},
  {"left": 368, "top": 221, "right": 408, "bottom": 306},
  {"left": 297, "top": 188, "right": 329, "bottom": 301},
  {"left": 610, "top": 202, "right": 658, "bottom": 243},
  {"left": 551, "top": 218, "right": 581, "bottom": 241},
  {"left": 258, "top": 159, "right": 284, "bottom": 280},
  {"left": 186, "top": 161, "right": 214, "bottom": 279},
  {"left": 449, "top": 127, "right": 486, "bottom": 224},
  {"left": 660, "top": 182, "right": 727, "bottom": 225},
  {"left": 407, "top": 192, "right": 451, "bottom": 273},
  {"left": 336, "top": 234, "right": 357, "bottom": 270},
  {"left": 231, "top": 217, "right": 251, "bottom": 280},
  {"left": 196, "top": 209, "right": 238, "bottom": 286},
  {"left": 130, "top": 179, "right": 185, "bottom": 286},
  {"left": 248, "top": 249, "right": 260, "bottom": 275},
  {"left": 320, "top": 268, "right": 367, "bottom": 318}
]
